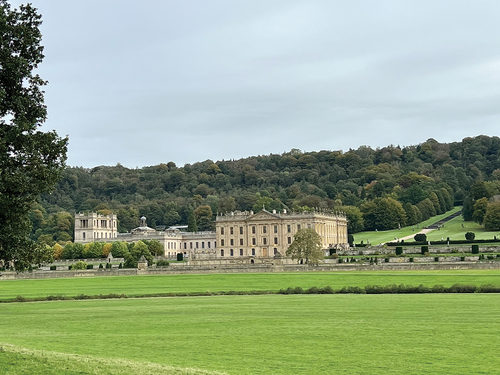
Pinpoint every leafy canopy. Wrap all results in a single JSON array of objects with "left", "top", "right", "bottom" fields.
[
  {"left": 286, "top": 228, "right": 323, "bottom": 265},
  {"left": 0, "top": 1, "right": 67, "bottom": 270}
]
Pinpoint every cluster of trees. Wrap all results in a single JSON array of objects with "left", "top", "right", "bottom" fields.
[
  {"left": 50, "top": 239, "right": 162, "bottom": 268},
  {"left": 32, "top": 136, "right": 500, "bottom": 243},
  {"left": 462, "top": 180, "right": 500, "bottom": 230}
]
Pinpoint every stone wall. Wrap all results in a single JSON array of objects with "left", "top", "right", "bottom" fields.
[{"left": 2, "top": 261, "right": 500, "bottom": 280}]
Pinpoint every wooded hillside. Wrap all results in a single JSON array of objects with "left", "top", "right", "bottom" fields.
[{"left": 31, "top": 135, "right": 500, "bottom": 244}]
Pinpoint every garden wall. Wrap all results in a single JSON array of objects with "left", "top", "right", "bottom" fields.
[{"left": 2, "top": 261, "right": 500, "bottom": 280}]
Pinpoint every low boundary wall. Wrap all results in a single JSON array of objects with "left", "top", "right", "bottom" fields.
[{"left": 1, "top": 261, "right": 500, "bottom": 280}]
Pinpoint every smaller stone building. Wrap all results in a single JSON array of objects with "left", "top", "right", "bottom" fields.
[{"left": 74, "top": 212, "right": 118, "bottom": 243}]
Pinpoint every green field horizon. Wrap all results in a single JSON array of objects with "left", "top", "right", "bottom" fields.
[
  {"left": 2, "top": 270, "right": 500, "bottom": 300},
  {"left": 1, "top": 293, "right": 499, "bottom": 374}
]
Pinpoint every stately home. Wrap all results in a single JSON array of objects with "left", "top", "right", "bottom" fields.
[
  {"left": 74, "top": 209, "right": 348, "bottom": 259},
  {"left": 74, "top": 213, "right": 216, "bottom": 258},
  {"left": 215, "top": 209, "right": 348, "bottom": 259}
]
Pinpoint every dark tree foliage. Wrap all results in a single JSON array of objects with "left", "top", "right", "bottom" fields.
[
  {"left": 0, "top": 1, "right": 67, "bottom": 270},
  {"left": 30, "top": 136, "right": 500, "bottom": 242}
]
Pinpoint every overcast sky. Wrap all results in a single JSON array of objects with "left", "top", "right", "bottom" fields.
[{"left": 13, "top": 0, "right": 500, "bottom": 168}]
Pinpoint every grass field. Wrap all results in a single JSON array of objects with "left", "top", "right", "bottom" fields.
[
  {"left": 426, "top": 214, "right": 500, "bottom": 241},
  {"left": 352, "top": 206, "right": 500, "bottom": 244},
  {"left": 351, "top": 207, "right": 462, "bottom": 245},
  {"left": 2, "top": 270, "right": 500, "bottom": 300},
  {"left": 1, "top": 293, "right": 499, "bottom": 374}
]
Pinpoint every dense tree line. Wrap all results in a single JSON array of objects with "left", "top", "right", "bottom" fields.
[{"left": 32, "top": 136, "right": 500, "bottom": 244}]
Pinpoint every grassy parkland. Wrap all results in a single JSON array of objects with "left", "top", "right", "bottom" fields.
[
  {"left": 1, "top": 270, "right": 500, "bottom": 373},
  {"left": 2, "top": 270, "right": 500, "bottom": 300},
  {"left": 1, "top": 292, "right": 500, "bottom": 374}
]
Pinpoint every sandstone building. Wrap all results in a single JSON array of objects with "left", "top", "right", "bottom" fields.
[
  {"left": 74, "top": 209, "right": 348, "bottom": 259},
  {"left": 215, "top": 209, "right": 348, "bottom": 258}
]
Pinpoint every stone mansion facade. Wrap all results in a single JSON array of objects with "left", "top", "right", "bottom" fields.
[
  {"left": 74, "top": 209, "right": 348, "bottom": 259},
  {"left": 215, "top": 209, "right": 348, "bottom": 258}
]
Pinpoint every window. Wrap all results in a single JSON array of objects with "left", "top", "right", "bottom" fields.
[
  {"left": 184, "top": 243, "right": 187, "bottom": 249},
  {"left": 202, "top": 242, "right": 205, "bottom": 249},
  {"left": 82, "top": 232, "right": 86, "bottom": 240},
  {"left": 297, "top": 224, "right": 301, "bottom": 230},
  {"left": 221, "top": 239, "right": 225, "bottom": 246},
  {"left": 287, "top": 225, "right": 291, "bottom": 233},
  {"left": 230, "top": 249, "right": 234, "bottom": 256},
  {"left": 252, "top": 248, "right": 255, "bottom": 256},
  {"left": 230, "top": 239, "right": 234, "bottom": 246},
  {"left": 274, "top": 237, "right": 278, "bottom": 244},
  {"left": 221, "top": 227, "right": 224, "bottom": 235},
  {"left": 208, "top": 242, "right": 211, "bottom": 248},
  {"left": 308, "top": 224, "right": 311, "bottom": 228},
  {"left": 240, "top": 227, "right": 243, "bottom": 235},
  {"left": 221, "top": 249, "right": 224, "bottom": 256},
  {"left": 274, "top": 248, "right": 277, "bottom": 255},
  {"left": 252, "top": 238, "right": 256, "bottom": 245},
  {"left": 274, "top": 225, "right": 278, "bottom": 233},
  {"left": 190, "top": 242, "right": 193, "bottom": 249},
  {"left": 240, "top": 238, "right": 243, "bottom": 245},
  {"left": 263, "top": 238, "right": 267, "bottom": 245},
  {"left": 263, "top": 226, "right": 267, "bottom": 234},
  {"left": 288, "top": 237, "right": 292, "bottom": 244},
  {"left": 240, "top": 249, "right": 243, "bottom": 256},
  {"left": 196, "top": 242, "right": 199, "bottom": 248},
  {"left": 230, "top": 227, "right": 233, "bottom": 235},
  {"left": 252, "top": 226, "right": 256, "bottom": 234}
]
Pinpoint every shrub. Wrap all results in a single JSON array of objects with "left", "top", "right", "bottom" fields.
[
  {"left": 447, "top": 284, "right": 477, "bottom": 293},
  {"left": 118, "top": 263, "right": 123, "bottom": 269},
  {"left": 460, "top": 256, "right": 465, "bottom": 261},
  {"left": 156, "top": 260, "right": 170, "bottom": 267},
  {"left": 99, "top": 263, "right": 103, "bottom": 269},
  {"left": 421, "top": 245, "right": 428, "bottom": 255},
  {"left": 465, "top": 232, "right": 475, "bottom": 241},
  {"left": 177, "top": 253, "right": 184, "bottom": 261},
  {"left": 105, "top": 262, "right": 112, "bottom": 269},
  {"left": 471, "top": 244, "right": 479, "bottom": 254},
  {"left": 409, "top": 257, "right": 414, "bottom": 262},
  {"left": 348, "top": 234, "right": 354, "bottom": 246},
  {"left": 414, "top": 233, "right": 427, "bottom": 242},
  {"left": 478, "top": 284, "right": 500, "bottom": 293},
  {"left": 487, "top": 255, "right": 494, "bottom": 260},
  {"left": 72, "top": 261, "right": 88, "bottom": 270},
  {"left": 432, "top": 284, "right": 445, "bottom": 293},
  {"left": 395, "top": 247, "right": 403, "bottom": 256},
  {"left": 434, "top": 257, "right": 439, "bottom": 262},
  {"left": 50, "top": 265, "right": 56, "bottom": 271},
  {"left": 86, "top": 264, "right": 94, "bottom": 270}
]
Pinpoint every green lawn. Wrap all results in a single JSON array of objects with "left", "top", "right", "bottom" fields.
[
  {"left": 2, "top": 270, "right": 500, "bottom": 300},
  {"left": 426, "top": 214, "right": 500, "bottom": 241},
  {"left": 352, "top": 207, "right": 462, "bottom": 245},
  {"left": 1, "top": 294, "right": 499, "bottom": 374}
]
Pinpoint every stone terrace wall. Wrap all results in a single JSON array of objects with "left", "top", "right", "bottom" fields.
[{"left": 2, "top": 261, "right": 500, "bottom": 280}]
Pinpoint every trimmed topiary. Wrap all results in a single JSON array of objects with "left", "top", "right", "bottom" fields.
[
  {"left": 465, "top": 232, "right": 475, "bottom": 241},
  {"left": 421, "top": 245, "right": 428, "bottom": 255},
  {"left": 395, "top": 247, "right": 403, "bottom": 256},
  {"left": 471, "top": 244, "right": 479, "bottom": 254},
  {"left": 414, "top": 233, "right": 427, "bottom": 242}
]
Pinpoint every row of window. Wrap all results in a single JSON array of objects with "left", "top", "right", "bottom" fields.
[
  {"left": 220, "top": 237, "right": 292, "bottom": 247},
  {"left": 220, "top": 224, "right": 309, "bottom": 236},
  {"left": 220, "top": 248, "right": 279, "bottom": 256},
  {"left": 84, "top": 232, "right": 117, "bottom": 239}
]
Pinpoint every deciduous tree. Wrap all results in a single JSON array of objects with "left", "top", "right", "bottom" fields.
[
  {"left": 286, "top": 228, "right": 323, "bottom": 265},
  {"left": 0, "top": 1, "right": 67, "bottom": 270}
]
